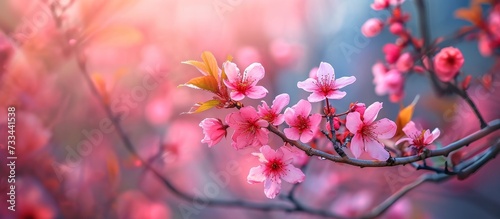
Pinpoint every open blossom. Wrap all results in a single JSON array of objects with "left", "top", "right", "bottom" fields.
[
  {"left": 297, "top": 62, "right": 356, "bottom": 102},
  {"left": 434, "top": 47, "right": 464, "bottom": 82},
  {"left": 346, "top": 102, "right": 397, "bottom": 161},
  {"left": 199, "top": 118, "right": 228, "bottom": 147},
  {"left": 396, "top": 121, "right": 440, "bottom": 154},
  {"left": 284, "top": 100, "right": 322, "bottom": 143},
  {"left": 362, "top": 18, "right": 384, "bottom": 37},
  {"left": 226, "top": 106, "right": 269, "bottom": 149},
  {"left": 223, "top": 61, "right": 268, "bottom": 101},
  {"left": 247, "top": 145, "right": 305, "bottom": 199},
  {"left": 257, "top": 93, "right": 290, "bottom": 126}
]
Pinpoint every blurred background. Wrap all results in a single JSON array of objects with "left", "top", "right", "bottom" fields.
[{"left": 0, "top": 0, "right": 499, "bottom": 218}]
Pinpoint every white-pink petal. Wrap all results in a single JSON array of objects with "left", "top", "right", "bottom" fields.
[
  {"left": 260, "top": 145, "right": 276, "bottom": 161},
  {"left": 297, "top": 78, "right": 318, "bottom": 92},
  {"left": 346, "top": 112, "right": 363, "bottom": 133},
  {"left": 402, "top": 121, "right": 419, "bottom": 137},
  {"left": 284, "top": 127, "right": 301, "bottom": 141},
  {"left": 350, "top": 134, "right": 364, "bottom": 158},
  {"left": 325, "top": 90, "right": 347, "bottom": 100},
  {"left": 245, "top": 63, "right": 265, "bottom": 85},
  {"left": 246, "top": 86, "right": 268, "bottom": 99},
  {"left": 363, "top": 102, "right": 383, "bottom": 124},
  {"left": 307, "top": 92, "right": 327, "bottom": 102},
  {"left": 281, "top": 165, "right": 305, "bottom": 183},
  {"left": 316, "top": 62, "right": 335, "bottom": 81},
  {"left": 334, "top": 76, "right": 357, "bottom": 89},
  {"left": 272, "top": 93, "right": 290, "bottom": 112},
  {"left": 247, "top": 165, "right": 266, "bottom": 184},
  {"left": 371, "top": 118, "right": 397, "bottom": 139},
  {"left": 364, "top": 139, "right": 390, "bottom": 161},
  {"left": 264, "top": 178, "right": 281, "bottom": 199}
]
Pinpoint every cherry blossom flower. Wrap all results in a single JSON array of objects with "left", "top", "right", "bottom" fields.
[
  {"left": 297, "top": 62, "right": 356, "bottom": 102},
  {"left": 226, "top": 106, "right": 269, "bottom": 149},
  {"left": 396, "top": 121, "right": 440, "bottom": 154},
  {"left": 371, "top": 0, "right": 390, "bottom": 10},
  {"left": 284, "top": 99, "right": 322, "bottom": 143},
  {"left": 362, "top": 18, "right": 384, "bottom": 37},
  {"left": 223, "top": 61, "right": 268, "bottom": 101},
  {"left": 199, "top": 118, "right": 228, "bottom": 147},
  {"left": 434, "top": 47, "right": 464, "bottom": 82},
  {"left": 372, "top": 64, "right": 404, "bottom": 102},
  {"left": 247, "top": 145, "right": 305, "bottom": 199},
  {"left": 389, "top": 22, "right": 405, "bottom": 35},
  {"left": 257, "top": 93, "right": 290, "bottom": 126},
  {"left": 346, "top": 102, "right": 397, "bottom": 160}
]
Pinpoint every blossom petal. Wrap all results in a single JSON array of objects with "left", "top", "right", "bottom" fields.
[
  {"left": 402, "top": 121, "right": 420, "bottom": 137},
  {"left": 365, "top": 139, "right": 390, "bottom": 161},
  {"left": 424, "top": 128, "right": 440, "bottom": 145},
  {"left": 264, "top": 178, "right": 281, "bottom": 199},
  {"left": 350, "top": 134, "right": 364, "bottom": 158},
  {"left": 395, "top": 137, "right": 413, "bottom": 145},
  {"left": 326, "top": 90, "right": 347, "bottom": 100},
  {"left": 247, "top": 165, "right": 266, "bottom": 184},
  {"left": 272, "top": 93, "right": 290, "bottom": 112},
  {"left": 307, "top": 92, "right": 326, "bottom": 102},
  {"left": 223, "top": 61, "right": 240, "bottom": 85},
  {"left": 316, "top": 62, "right": 335, "bottom": 81},
  {"left": 284, "top": 108, "right": 296, "bottom": 126},
  {"left": 245, "top": 63, "right": 265, "bottom": 85},
  {"left": 297, "top": 78, "right": 319, "bottom": 92},
  {"left": 284, "top": 128, "right": 300, "bottom": 141},
  {"left": 260, "top": 145, "right": 276, "bottom": 161},
  {"left": 371, "top": 118, "right": 397, "bottom": 139},
  {"left": 273, "top": 115, "right": 285, "bottom": 126},
  {"left": 230, "top": 91, "right": 245, "bottom": 101},
  {"left": 299, "top": 130, "right": 314, "bottom": 143},
  {"left": 281, "top": 165, "right": 305, "bottom": 183},
  {"left": 246, "top": 86, "right": 268, "bottom": 99},
  {"left": 346, "top": 112, "right": 363, "bottom": 133},
  {"left": 293, "top": 99, "right": 312, "bottom": 117},
  {"left": 334, "top": 76, "right": 356, "bottom": 89},
  {"left": 364, "top": 102, "right": 383, "bottom": 124}
]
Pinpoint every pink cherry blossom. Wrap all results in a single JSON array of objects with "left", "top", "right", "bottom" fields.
[
  {"left": 433, "top": 47, "right": 464, "bottom": 82},
  {"left": 226, "top": 106, "right": 269, "bottom": 149},
  {"left": 396, "top": 52, "right": 414, "bottom": 73},
  {"left": 389, "top": 22, "right": 405, "bottom": 35},
  {"left": 351, "top": 103, "right": 366, "bottom": 115},
  {"left": 396, "top": 121, "right": 440, "bottom": 154},
  {"left": 284, "top": 99, "right": 322, "bottom": 143},
  {"left": 371, "top": 0, "right": 390, "bottom": 10},
  {"left": 297, "top": 62, "right": 356, "bottom": 102},
  {"left": 362, "top": 18, "right": 384, "bottom": 37},
  {"left": 383, "top": 43, "right": 401, "bottom": 64},
  {"left": 247, "top": 145, "right": 305, "bottom": 199},
  {"left": 223, "top": 61, "right": 268, "bottom": 101},
  {"left": 257, "top": 93, "right": 290, "bottom": 126},
  {"left": 199, "top": 118, "right": 228, "bottom": 147},
  {"left": 346, "top": 102, "right": 397, "bottom": 160},
  {"left": 373, "top": 66, "right": 404, "bottom": 102}
]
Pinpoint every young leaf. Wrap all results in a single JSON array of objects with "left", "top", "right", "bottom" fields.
[
  {"left": 179, "top": 75, "right": 219, "bottom": 93},
  {"left": 395, "top": 95, "right": 420, "bottom": 138},
  {"left": 182, "top": 60, "right": 210, "bottom": 75},
  {"left": 201, "top": 51, "right": 220, "bottom": 79},
  {"left": 183, "top": 99, "right": 221, "bottom": 114}
]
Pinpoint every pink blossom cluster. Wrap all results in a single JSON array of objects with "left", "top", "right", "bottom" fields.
[
  {"left": 478, "top": 4, "right": 500, "bottom": 57},
  {"left": 190, "top": 58, "right": 405, "bottom": 198}
]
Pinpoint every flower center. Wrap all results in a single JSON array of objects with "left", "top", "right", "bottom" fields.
[
  {"left": 296, "top": 116, "right": 309, "bottom": 132},
  {"left": 266, "top": 159, "right": 284, "bottom": 175}
]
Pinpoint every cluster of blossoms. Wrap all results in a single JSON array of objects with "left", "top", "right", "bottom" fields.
[
  {"left": 184, "top": 52, "right": 440, "bottom": 199},
  {"left": 362, "top": 0, "right": 473, "bottom": 102},
  {"left": 478, "top": 3, "right": 500, "bottom": 56}
]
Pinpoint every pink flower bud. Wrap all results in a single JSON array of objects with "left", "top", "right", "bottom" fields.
[
  {"left": 383, "top": 43, "right": 401, "bottom": 64},
  {"left": 434, "top": 47, "right": 464, "bottom": 82},
  {"left": 361, "top": 18, "right": 384, "bottom": 37},
  {"left": 351, "top": 103, "right": 366, "bottom": 115},
  {"left": 389, "top": 22, "right": 405, "bottom": 35},
  {"left": 371, "top": 0, "right": 390, "bottom": 10},
  {"left": 396, "top": 52, "right": 414, "bottom": 73}
]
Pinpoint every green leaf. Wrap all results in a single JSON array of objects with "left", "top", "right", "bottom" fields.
[{"left": 183, "top": 99, "right": 221, "bottom": 114}]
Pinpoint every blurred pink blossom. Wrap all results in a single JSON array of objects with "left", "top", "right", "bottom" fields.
[
  {"left": 362, "top": 18, "right": 384, "bottom": 37},
  {"left": 434, "top": 47, "right": 464, "bottom": 82}
]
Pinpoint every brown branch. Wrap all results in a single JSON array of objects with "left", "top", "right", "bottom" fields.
[{"left": 268, "top": 119, "right": 500, "bottom": 167}]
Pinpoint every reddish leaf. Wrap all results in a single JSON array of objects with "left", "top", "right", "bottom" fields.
[
  {"left": 201, "top": 51, "right": 220, "bottom": 80},
  {"left": 454, "top": 4, "right": 483, "bottom": 26}
]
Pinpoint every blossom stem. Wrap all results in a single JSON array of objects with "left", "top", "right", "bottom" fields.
[
  {"left": 448, "top": 82, "right": 488, "bottom": 128},
  {"left": 324, "top": 99, "right": 347, "bottom": 157}
]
